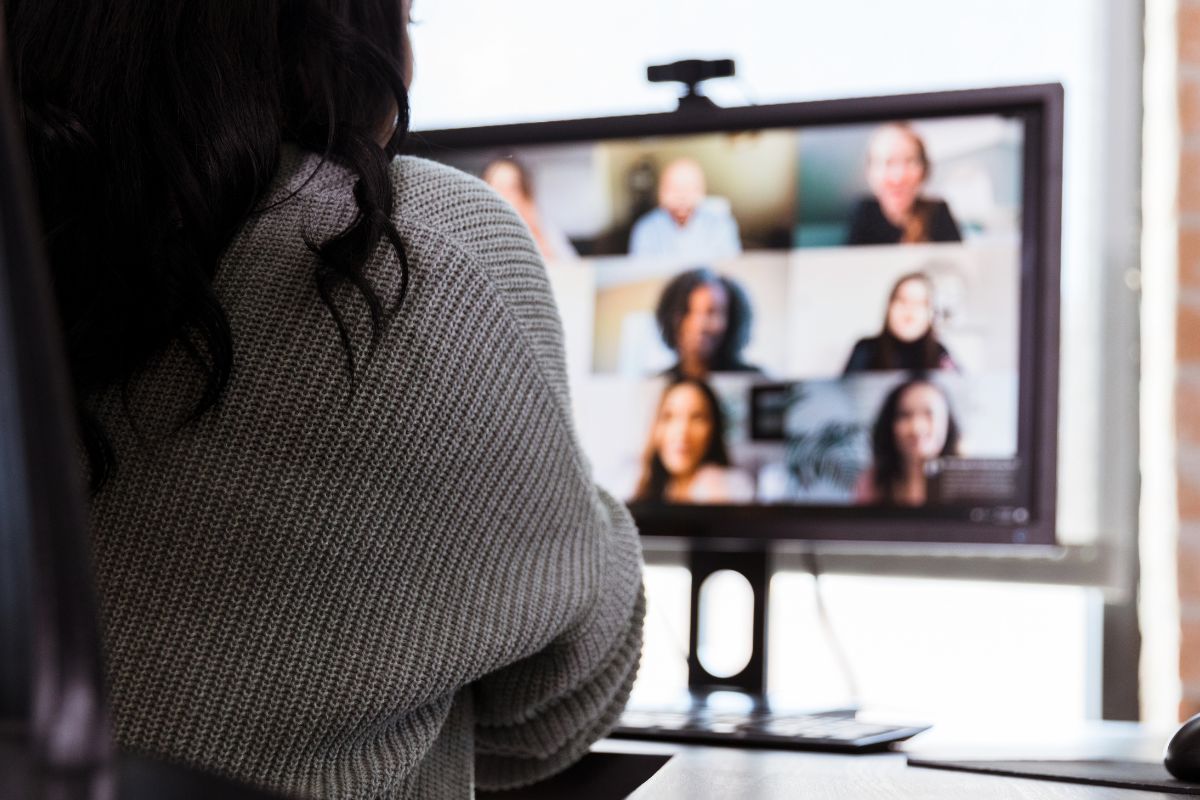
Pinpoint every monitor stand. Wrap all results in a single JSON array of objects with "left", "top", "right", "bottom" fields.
[
  {"left": 613, "top": 546, "right": 942, "bottom": 750},
  {"left": 681, "top": 547, "right": 856, "bottom": 718},
  {"left": 687, "top": 548, "right": 770, "bottom": 698}
]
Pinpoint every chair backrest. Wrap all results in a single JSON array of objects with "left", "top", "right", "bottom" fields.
[
  {"left": 0, "top": 9, "right": 115, "bottom": 797},
  {"left": 0, "top": 14, "right": 292, "bottom": 795}
]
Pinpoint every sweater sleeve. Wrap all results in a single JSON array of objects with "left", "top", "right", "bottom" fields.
[
  {"left": 473, "top": 488, "right": 645, "bottom": 790},
  {"left": 470, "top": 201, "right": 644, "bottom": 791},
  {"left": 392, "top": 157, "right": 646, "bottom": 791}
]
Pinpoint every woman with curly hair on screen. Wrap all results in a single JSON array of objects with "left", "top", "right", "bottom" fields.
[{"left": 655, "top": 267, "right": 760, "bottom": 381}]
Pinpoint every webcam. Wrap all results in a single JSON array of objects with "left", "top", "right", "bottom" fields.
[{"left": 647, "top": 58, "right": 736, "bottom": 111}]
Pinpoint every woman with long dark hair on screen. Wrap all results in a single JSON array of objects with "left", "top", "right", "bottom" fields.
[
  {"left": 856, "top": 376, "right": 961, "bottom": 507},
  {"left": 845, "top": 122, "right": 962, "bottom": 246},
  {"left": 9, "top": 1, "right": 643, "bottom": 796},
  {"left": 632, "top": 378, "right": 754, "bottom": 504},
  {"left": 843, "top": 272, "right": 957, "bottom": 373},
  {"left": 655, "top": 267, "right": 759, "bottom": 380}
]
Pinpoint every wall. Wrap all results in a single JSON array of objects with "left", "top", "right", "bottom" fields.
[{"left": 1175, "top": 0, "right": 1200, "bottom": 720}]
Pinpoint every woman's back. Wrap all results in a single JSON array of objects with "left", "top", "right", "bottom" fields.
[{"left": 88, "top": 148, "right": 644, "bottom": 798}]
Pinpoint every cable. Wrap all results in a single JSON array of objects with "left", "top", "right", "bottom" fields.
[
  {"left": 647, "top": 569, "right": 692, "bottom": 670},
  {"left": 804, "top": 547, "right": 862, "bottom": 707}
]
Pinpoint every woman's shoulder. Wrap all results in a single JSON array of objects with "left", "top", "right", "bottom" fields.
[
  {"left": 390, "top": 155, "right": 505, "bottom": 217},
  {"left": 390, "top": 157, "right": 569, "bottom": 397},
  {"left": 845, "top": 198, "right": 892, "bottom": 245},
  {"left": 849, "top": 336, "right": 880, "bottom": 357},
  {"left": 265, "top": 147, "right": 534, "bottom": 262},
  {"left": 390, "top": 156, "right": 533, "bottom": 254},
  {"left": 935, "top": 341, "right": 958, "bottom": 370},
  {"left": 847, "top": 196, "right": 886, "bottom": 222},
  {"left": 922, "top": 197, "right": 962, "bottom": 240},
  {"left": 851, "top": 335, "right": 879, "bottom": 349},
  {"left": 924, "top": 197, "right": 954, "bottom": 214},
  {"left": 842, "top": 337, "right": 879, "bottom": 374}
]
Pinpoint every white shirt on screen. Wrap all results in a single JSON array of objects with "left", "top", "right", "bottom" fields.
[{"left": 628, "top": 197, "right": 742, "bottom": 260}]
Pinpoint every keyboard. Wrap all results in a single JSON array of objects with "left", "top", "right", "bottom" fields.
[{"left": 611, "top": 707, "right": 930, "bottom": 753}]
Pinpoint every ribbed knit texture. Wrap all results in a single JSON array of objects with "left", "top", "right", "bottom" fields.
[{"left": 87, "top": 147, "right": 645, "bottom": 799}]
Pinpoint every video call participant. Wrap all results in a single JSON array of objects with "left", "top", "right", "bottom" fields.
[
  {"left": 631, "top": 378, "right": 755, "bottom": 504},
  {"left": 656, "top": 267, "right": 759, "bottom": 380},
  {"left": 843, "top": 272, "right": 957, "bottom": 373},
  {"left": 856, "top": 376, "right": 961, "bottom": 507},
  {"left": 629, "top": 157, "right": 742, "bottom": 259},
  {"left": 846, "top": 122, "right": 963, "bottom": 246},
  {"left": 482, "top": 156, "right": 579, "bottom": 261}
]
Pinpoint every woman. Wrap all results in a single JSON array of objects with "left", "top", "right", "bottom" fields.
[
  {"left": 857, "top": 376, "right": 961, "bottom": 507},
  {"left": 655, "top": 267, "right": 759, "bottom": 380},
  {"left": 482, "top": 156, "right": 579, "bottom": 261},
  {"left": 632, "top": 379, "right": 755, "bottom": 504},
  {"left": 843, "top": 272, "right": 957, "bottom": 373},
  {"left": 846, "top": 122, "right": 963, "bottom": 246},
  {"left": 9, "top": 2, "right": 643, "bottom": 797}
]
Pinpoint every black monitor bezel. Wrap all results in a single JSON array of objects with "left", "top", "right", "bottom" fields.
[{"left": 408, "top": 83, "right": 1063, "bottom": 546}]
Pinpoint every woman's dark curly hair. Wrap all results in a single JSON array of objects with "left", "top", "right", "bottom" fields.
[
  {"left": 7, "top": 0, "right": 412, "bottom": 489},
  {"left": 631, "top": 378, "right": 730, "bottom": 504},
  {"left": 870, "top": 374, "right": 960, "bottom": 504},
  {"left": 654, "top": 268, "right": 754, "bottom": 372}
]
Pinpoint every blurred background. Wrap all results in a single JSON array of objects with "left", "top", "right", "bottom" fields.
[{"left": 406, "top": 0, "right": 1192, "bottom": 732}]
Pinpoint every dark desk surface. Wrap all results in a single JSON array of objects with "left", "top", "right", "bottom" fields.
[
  {"left": 3, "top": 720, "right": 1183, "bottom": 799},
  {"left": 604, "top": 721, "right": 1183, "bottom": 799}
]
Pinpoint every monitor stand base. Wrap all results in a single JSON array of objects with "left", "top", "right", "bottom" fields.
[{"left": 687, "top": 547, "right": 770, "bottom": 696}]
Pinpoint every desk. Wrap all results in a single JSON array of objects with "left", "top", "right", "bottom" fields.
[
  {"left": 3, "top": 721, "right": 1183, "bottom": 799},
  {"left": 587, "top": 722, "right": 1182, "bottom": 799}
]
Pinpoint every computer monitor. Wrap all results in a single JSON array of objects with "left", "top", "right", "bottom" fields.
[{"left": 409, "top": 84, "right": 1062, "bottom": 547}]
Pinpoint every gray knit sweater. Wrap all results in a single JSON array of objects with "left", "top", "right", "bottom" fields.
[{"left": 88, "top": 147, "right": 645, "bottom": 799}]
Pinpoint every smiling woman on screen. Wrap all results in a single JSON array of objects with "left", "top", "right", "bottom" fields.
[
  {"left": 632, "top": 378, "right": 754, "bottom": 505},
  {"left": 843, "top": 272, "right": 957, "bottom": 374},
  {"left": 846, "top": 122, "right": 963, "bottom": 246}
]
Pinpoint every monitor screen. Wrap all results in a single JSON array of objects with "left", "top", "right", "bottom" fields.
[{"left": 411, "top": 85, "right": 1061, "bottom": 545}]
